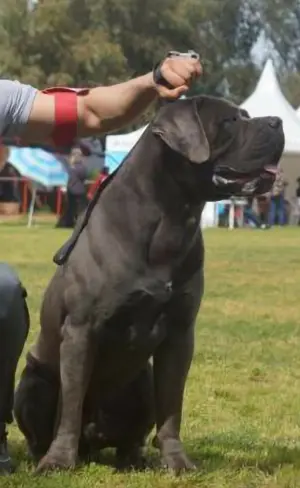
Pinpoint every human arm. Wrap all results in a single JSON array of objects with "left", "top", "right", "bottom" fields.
[{"left": 0, "top": 56, "right": 202, "bottom": 146}]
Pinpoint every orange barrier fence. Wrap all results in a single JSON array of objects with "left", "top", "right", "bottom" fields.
[
  {"left": 0, "top": 177, "right": 29, "bottom": 213},
  {"left": 0, "top": 177, "right": 94, "bottom": 216}
]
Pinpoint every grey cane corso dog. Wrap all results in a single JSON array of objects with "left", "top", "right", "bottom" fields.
[{"left": 14, "top": 95, "right": 284, "bottom": 474}]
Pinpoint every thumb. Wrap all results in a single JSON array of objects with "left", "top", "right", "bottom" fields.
[
  {"left": 174, "top": 85, "right": 189, "bottom": 97},
  {"left": 163, "top": 85, "right": 189, "bottom": 100}
]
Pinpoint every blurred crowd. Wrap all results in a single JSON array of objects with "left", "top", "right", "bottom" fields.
[
  {"left": 216, "top": 168, "right": 300, "bottom": 229},
  {"left": 0, "top": 146, "right": 21, "bottom": 205},
  {"left": 0, "top": 139, "right": 109, "bottom": 225},
  {"left": 244, "top": 169, "right": 287, "bottom": 229},
  {"left": 56, "top": 144, "right": 109, "bottom": 228},
  {"left": 1, "top": 142, "right": 300, "bottom": 229}
]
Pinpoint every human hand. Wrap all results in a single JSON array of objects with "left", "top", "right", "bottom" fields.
[{"left": 153, "top": 53, "right": 202, "bottom": 99}]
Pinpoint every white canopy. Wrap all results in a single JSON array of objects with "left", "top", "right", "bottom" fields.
[
  {"left": 241, "top": 59, "right": 300, "bottom": 154},
  {"left": 105, "top": 125, "right": 148, "bottom": 171},
  {"left": 106, "top": 126, "right": 147, "bottom": 153}
]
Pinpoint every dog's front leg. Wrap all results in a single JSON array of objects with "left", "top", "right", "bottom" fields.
[
  {"left": 153, "top": 325, "right": 195, "bottom": 474},
  {"left": 36, "top": 317, "right": 94, "bottom": 472},
  {"left": 153, "top": 269, "right": 203, "bottom": 475}
]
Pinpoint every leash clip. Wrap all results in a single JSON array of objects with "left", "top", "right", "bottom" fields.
[{"left": 167, "top": 50, "right": 200, "bottom": 61}]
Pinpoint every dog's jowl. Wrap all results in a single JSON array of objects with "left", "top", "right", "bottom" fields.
[{"left": 14, "top": 95, "right": 284, "bottom": 474}]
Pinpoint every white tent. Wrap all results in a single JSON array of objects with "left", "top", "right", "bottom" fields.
[
  {"left": 105, "top": 126, "right": 148, "bottom": 172},
  {"left": 241, "top": 59, "right": 300, "bottom": 200},
  {"left": 241, "top": 59, "right": 300, "bottom": 154}
]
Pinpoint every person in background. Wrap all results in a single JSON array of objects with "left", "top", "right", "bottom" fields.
[
  {"left": 296, "top": 177, "right": 300, "bottom": 203},
  {"left": 0, "top": 264, "right": 29, "bottom": 474},
  {"left": 244, "top": 196, "right": 262, "bottom": 228},
  {"left": 268, "top": 168, "right": 286, "bottom": 227},
  {"left": 256, "top": 193, "right": 271, "bottom": 229},
  {"left": 65, "top": 146, "right": 89, "bottom": 228},
  {"left": 296, "top": 177, "right": 300, "bottom": 226},
  {"left": 0, "top": 146, "right": 9, "bottom": 201},
  {"left": 0, "top": 147, "right": 20, "bottom": 205},
  {"left": 0, "top": 146, "right": 8, "bottom": 172},
  {"left": 87, "top": 165, "right": 109, "bottom": 201}
]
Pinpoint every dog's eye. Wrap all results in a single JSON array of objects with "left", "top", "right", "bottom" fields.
[
  {"left": 222, "top": 116, "right": 238, "bottom": 129},
  {"left": 223, "top": 116, "right": 238, "bottom": 124}
]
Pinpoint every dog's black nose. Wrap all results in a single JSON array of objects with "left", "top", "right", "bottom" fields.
[{"left": 268, "top": 117, "right": 282, "bottom": 129}]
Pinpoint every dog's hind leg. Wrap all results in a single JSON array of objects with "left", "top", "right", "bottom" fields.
[
  {"left": 114, "top": 364, "right": 155, "bottom": 471},
  {"left": 14, "top": 353, "right": 59, "bottom": 462},
  {"left": 36, "top": 316, "right": 95, "bottom": 472}
]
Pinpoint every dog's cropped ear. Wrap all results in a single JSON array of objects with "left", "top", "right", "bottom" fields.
[{"left": 152, "top": 98, "right": 210, "bottom": 164}]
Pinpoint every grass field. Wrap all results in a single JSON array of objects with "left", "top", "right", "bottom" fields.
[{"left": 2, "top": 222, "right": 300, "bottom": 487}]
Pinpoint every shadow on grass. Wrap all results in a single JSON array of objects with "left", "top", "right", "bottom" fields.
[
  {"left": 185, "top": 432, "right": 300, "bottom": 475},
  {"left": 8, "top": 438, "right": 159, "bottom": 474},
  {"left": 9, "top": 432, "right": 300, "bottom": 476}
]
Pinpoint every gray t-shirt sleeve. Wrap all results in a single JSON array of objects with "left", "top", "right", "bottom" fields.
[{"left": 0, "top": 80, "right": 38, "bottom": 138}]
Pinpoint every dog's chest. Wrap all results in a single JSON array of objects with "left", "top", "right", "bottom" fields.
[
  {"left": 148, "top": 206, "right": 199, "bottom": 267},
  {"left": 95, "top": 277, "right": 173, "bottom": 356}
]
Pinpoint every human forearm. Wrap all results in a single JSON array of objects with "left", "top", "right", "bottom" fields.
[
  {"left": 78, "top": 73, "right": 157, "bottom": 136},
  {"left": 6, "top": 55, "right": 201, "bottom": 146}
]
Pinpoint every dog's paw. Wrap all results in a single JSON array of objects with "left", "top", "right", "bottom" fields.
[
  {"left": 35, "top": 451, "right": 76, "bottom": 473},
  {"left": 115, "top": 446, "right": 148, "bottom": 472},
  {"left": 159, "top": 439, "right": 196, "bottom": 475}
]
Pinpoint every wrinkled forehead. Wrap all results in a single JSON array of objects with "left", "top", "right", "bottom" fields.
[{"left": 194, "top": 95, "right": 248, "bottom": 121}]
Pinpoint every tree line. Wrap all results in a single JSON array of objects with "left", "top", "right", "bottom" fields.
[{"left": 0, "top": 0, "right": 300, "bottom": 128}]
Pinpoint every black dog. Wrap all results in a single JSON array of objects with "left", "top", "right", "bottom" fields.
[
  {"left": 14, "top": 95, "right": 284, "bottom": 474},
  {"left": 15, "top": 353, "right": 154, "bottom": 469}
]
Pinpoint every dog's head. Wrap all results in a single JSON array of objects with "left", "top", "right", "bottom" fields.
[{"left": 152, "top": 95, "right": 285, "bottom": 201}]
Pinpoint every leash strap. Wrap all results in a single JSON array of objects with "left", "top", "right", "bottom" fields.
[{"left": 53, "top": 166, "right": 119, "bottom": 265}]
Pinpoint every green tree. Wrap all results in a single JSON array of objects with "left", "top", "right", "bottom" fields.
[
  {"left": 260, "top": 0, "right": 300, "bottom": 70},
  {"left": 98, "top": 0, "right": 262, "bottom": 103},
  {"left": 0, "top": 0, "right": 128, "bottom": 87},
  {"left": 29, "top": 0, "right": 128, "bottom": 87},
  {"left": 281, "top": 72, "right": 300, "bottom": 108},
  {"left": 3, "top": 0, "right": 299, "bottom": 110},
  {"left": 183, "top": 0, "right": 262, "bottom": 102},
  {"left": 0, "top": 0, "right": 43, "bottom": 85},
  {"left": 258, "top": 0, "right": 300, "bottom": 106}
]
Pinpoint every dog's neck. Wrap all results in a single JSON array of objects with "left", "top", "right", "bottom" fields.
[
  {"left": 118, "top": 129, "right": 205, "bottom": 270},
  {"left": 118, "top": 128, "right": 207, "bottom": 214}
]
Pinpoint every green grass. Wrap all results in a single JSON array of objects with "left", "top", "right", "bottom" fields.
[{"left": 2, "top": 223, "right": 300, "bottom": 487}]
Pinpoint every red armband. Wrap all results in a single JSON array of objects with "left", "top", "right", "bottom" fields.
[{"left": 41, "top": 87, "right": 89, "bottom": 149}]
